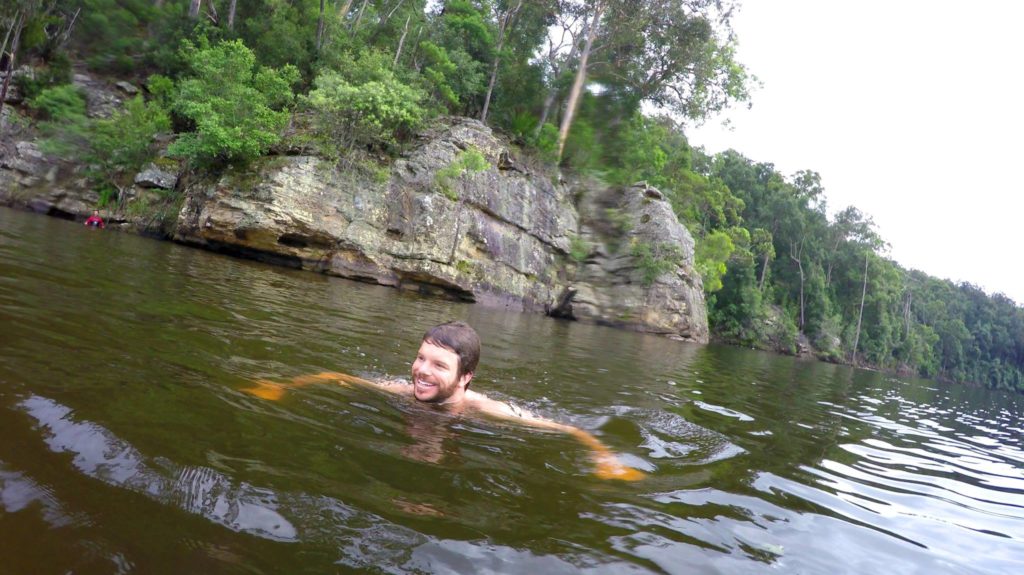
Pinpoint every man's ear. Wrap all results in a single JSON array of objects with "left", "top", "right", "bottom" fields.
[{"left": 458, "top": 371, "right": 474, "bottom": 390}]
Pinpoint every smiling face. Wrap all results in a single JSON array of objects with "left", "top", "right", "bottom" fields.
[{"left": 411, "top": 340, "right": 473, "bottom": 404}]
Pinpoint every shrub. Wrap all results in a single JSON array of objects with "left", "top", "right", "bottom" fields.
[
  {"left": 38, "top": 92, "right": 169, "bottom": 199},
  {"left": 303, "top": 68, "right": 426, "bottom": 151},
  {"left": 28, "top": 84, "right": 87, "bottom": 121},
  {"left": 90, "top": 95, "right": 171, "bottom": 177},
  {"left": 435, "top": 148, "right": 489, "bottom": 200},
  {"left": 695, "top": 230, "right": 736, "bottom": 293},
  {"left": 169, "top": 39, "right": 299, "bottom": 166},
  {"left": 569, "top": 235, "right": 591, "bottom": 263},
  {"left": 13, "top": 53, "right": 73, "bottom": 101},
  {"left": 631, "top": 242, "right": 681, "bottom": 286}
]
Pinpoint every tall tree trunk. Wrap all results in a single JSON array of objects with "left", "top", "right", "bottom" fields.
[
  {"left": 903, "top": 289, "right": 912, "bottom": 337},
  {"left": 316, "top": 0, "right": 326, "bottom": 50},
  {"left": 392, "top": 14, "right": 411, "bottom": 68},
  {"left": 789, "top": 242, "right": 805, "bottom": 331},
  {"left": 380, "top": 0, "right": 406, "bottom": 27},
  {"left": 480, "top": 0, "right": 523, "bottom": 123},
  {"left": 557, "top": 3, "right": 603, "bottom": 160},
  {"left": 758, "top": 252, "right": 770, "bottom": 291},
  {"left": 0, "top": 11, "right": 23, "bottom": 131},
  {"left": 1, "top": 15, "right": 14, "bottom": 62},
  {"left": 189, "top": 0, "right": 202, "bottom": 19},
  {"left": 338, "top": 0, "right": 355, "bottom": 18},
  {"left": 227, "top": 0, "right": 237, "bottom": 30},
  {"left": 534, "top": 88, "right": 559, "bottom": 138},
  {"left": 825, "top": 236, "right": 841, "bottom": 286},
  {"left": 351, "top": 0, "right": 370, "bottom": 32},
  {"left": 852, "top": 251, "right": 869, "bottom": 364},
  {"left": 534, "top": 14, "right": 584, "bottom": 139},
  {"left": 206, "top": 0, "right": 219, "bottom": 24}
]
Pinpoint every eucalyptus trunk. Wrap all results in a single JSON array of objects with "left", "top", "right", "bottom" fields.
[
  {"left": 758, "top": 252, "right": 770, "bottom": 291},
  {"left": 338, "top": 0, "right": 354, "bottom": 18},
  {"left": 189, "top": 0, "right": 202, "bottom": 19},
  {"left": 227, "top": 0, "right": 237, "bottom": 29},
  {"left": 789, "top": 243, "right": 805, "bottom": 331},
  {"left": 351, "top": 0, "right": 370, "bottom": 32},
  {"left": 316, "top": 0, "right": 326, "bottom": 50},
  {"left": 557, "top": 3, "right": 603, "bottom": 160},
  {"left": 0, "top": 11, "right": 23, "bottom": 130},
  {"left": 480, "top": 0, "right": 523, "bottom": 123},
  {"left": 380, "top": 0, "right": 406, "bottom": 27},
  {"left": 851, "top": 251, "right": 869, "bottom": 364},
  {"left": 392, "top": 14, "right": 411, "bottom": 68}
]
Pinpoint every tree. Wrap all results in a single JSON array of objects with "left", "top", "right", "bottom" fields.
[
  {"left": 169, "top": 39, "right": 299, "bottom": 165},
  {"left": 480, "top": 0, "right": 524, "bottom": 122},
  {"left": 0, "top": 11, "right": 24, "bottom": 129},
  {"left": 556, "top": 0, "right": 603, "bottom": 158}
]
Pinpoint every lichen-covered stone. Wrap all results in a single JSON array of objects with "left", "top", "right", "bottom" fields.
[{"left": 134, "top": 163, "right": 179, "bottom": 190}]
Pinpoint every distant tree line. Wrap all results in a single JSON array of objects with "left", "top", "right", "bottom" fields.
[{"left": 3, "top": 1, "right": 1021, "bottom": 391}]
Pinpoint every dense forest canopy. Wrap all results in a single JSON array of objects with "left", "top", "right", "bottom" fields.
[{"left": 3, "top": 0, "right": 1022, "bottom": 392}]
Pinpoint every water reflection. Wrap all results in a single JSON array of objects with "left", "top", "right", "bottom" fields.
[{"left": 21, "top": 395, "right": 299, "bottom": 541}]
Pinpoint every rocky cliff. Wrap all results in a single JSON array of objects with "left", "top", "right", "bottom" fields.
[{"left": 2, "top": 93, "right": 709, "bottom": 342}]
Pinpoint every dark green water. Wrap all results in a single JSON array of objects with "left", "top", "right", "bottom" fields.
[{"left": 1, "top": 207, "right": 1022, "bottom": 574}]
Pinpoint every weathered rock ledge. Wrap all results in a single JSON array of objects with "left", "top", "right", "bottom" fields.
[{"left": 2, "top": 100, "right": 709, "bottom": 342}]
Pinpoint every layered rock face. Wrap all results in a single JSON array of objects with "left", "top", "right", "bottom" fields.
[
  {"left": 569, "top": 184, "right": 708, "bottom": 341},
  {"left": 1, "top": 113, "right": 709, "bottom": 342}
]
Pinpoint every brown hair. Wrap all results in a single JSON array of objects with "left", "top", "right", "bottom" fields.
[{"left": 423, "top": 321, "right": 481, "bottom": 378}]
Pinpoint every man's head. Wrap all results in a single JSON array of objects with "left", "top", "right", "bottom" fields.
[
  {"left": 411, "top": 321, "right": 481, "bottom": 404},
  {"left": 92, "top": 210, "right": 99, "bottom": 216}
]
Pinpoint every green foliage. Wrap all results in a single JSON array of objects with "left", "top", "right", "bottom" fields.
[
  {"left": 418, "top": 41, "right": 461, "bottom": 110},
  {"left": 303, "top": 64, "right": 426, "bottom": 151},
  {"left": 28, "top": 84, "right": 86, "bottom": 121},
  {"left": 533, "top": 123, "right": 560, "bottom": 163},
  {"left": 97, "top": 184, "right": 118, "bottom": 208},
  {"left": 168, "top": 40, "right": 299, "bottom": 166},
  {"left": 631, "top": 242, "right": 680, "bottom": 286},
  {"left": 435, "top": 148, "right": 490, "bottom": 200},
  {"left": 569, "top": 235, "right": 591, "bottom": 263},
  {"left": 13, "top": 53, "right": 72, "bottom": 101},
  {"left": 146, "top": 74, "right": 176, "bottom": 107},
  {"left": 38, "top": 90, "right": 170, "bottom": 200},
  {"left": 695, "top": 230, "right": 736, "bottom": 293},
  {"left": 90, "top": 95, "right": 171, "bottom": 176},
  {"left": 603, "top": 208, "right": 633, "bottom": 237}
]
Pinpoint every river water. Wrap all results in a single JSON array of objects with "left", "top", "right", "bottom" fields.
[{"left": 1, "top": 206, "right": 1022, "bottom": 574}]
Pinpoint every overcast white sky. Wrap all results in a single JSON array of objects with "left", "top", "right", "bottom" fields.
[{"left": 686, "top": 0, "right": 1024, "bottom": 305}]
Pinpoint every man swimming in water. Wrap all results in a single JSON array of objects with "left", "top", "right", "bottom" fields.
[{"left": 244, "top": 321, "right": 644, "bottom": 481}]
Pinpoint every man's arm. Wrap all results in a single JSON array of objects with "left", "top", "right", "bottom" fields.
[
  {"left": 242, "top": 371, "right": 409, "bottom": 401},
  {"left": 477, "top": 398, "right": 646, "bottom": 482}
]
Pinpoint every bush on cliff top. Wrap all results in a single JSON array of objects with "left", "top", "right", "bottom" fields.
[
  {"left": 168, "top": 39, "right": 299, "bottom": 166},
  {"left": 303, "top": 62, "right": 426, "bottom": 152}
]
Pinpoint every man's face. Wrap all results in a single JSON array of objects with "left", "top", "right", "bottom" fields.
[{"left": 411, "top": 340, "right": 470, "bottom": 403}]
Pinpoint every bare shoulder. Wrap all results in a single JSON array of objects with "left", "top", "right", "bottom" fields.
[
  {"left": 465, "top": 390, "right": 523, "bottom": 417},
  {"left": 464, "top": 391, "right": 566, "bottom": 432}
]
